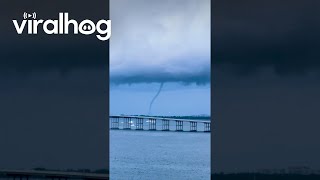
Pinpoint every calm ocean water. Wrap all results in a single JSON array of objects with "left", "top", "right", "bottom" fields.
[{"left": 110, "top": 130, "right": 210, "bottom": 180}]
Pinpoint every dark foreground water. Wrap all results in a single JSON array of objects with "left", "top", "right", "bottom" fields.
[{"left": 110, "top": 130, "right": 210, "bottom": 180}]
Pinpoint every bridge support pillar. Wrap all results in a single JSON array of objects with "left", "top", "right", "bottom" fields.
[
  {"left": 162, "top": 119, "right": 169, "bottom": 131},
  {"left": 111, "top": 117, "right": 119, "bottom": 129},
  {"left": 136, "top": 118, "right": 144, "bottom": 130},
  {"left": 190, "top": 121, "right": 197, "bottom": 132},
  {"left": 204, "top": 122, "right": 211, "bottom": 132},
  {"left": 123, "top": 117, "right": 132, "bottom": 130},
  {"left": 148, "top": 118, "right": 156, "bottom": 130},
  {"left": 176, "top": 120, "right": 183, "bottom": 131}
]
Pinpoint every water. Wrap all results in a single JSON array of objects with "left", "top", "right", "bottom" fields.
[{"left": 110, "top": 130, "right": 210, "bottom": 180}]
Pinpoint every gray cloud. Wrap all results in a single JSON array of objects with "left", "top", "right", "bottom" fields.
[
  {"left": 110, "top": 0, "right": 210, "bottom": 84},
  {"left": 213, "top": 0, "right": 320, "bottom": 76}
]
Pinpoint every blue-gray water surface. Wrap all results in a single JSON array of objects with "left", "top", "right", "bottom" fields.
[{"left": 110, "top": 130, "right": 210, "bottom": 180}]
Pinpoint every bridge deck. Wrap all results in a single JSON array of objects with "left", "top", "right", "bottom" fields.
[
  {"left": 110, "top": 115, "right": 211, "bottom": 123},
  {"left": 110, "top": 115, "right": 211, "bottom": 132}
]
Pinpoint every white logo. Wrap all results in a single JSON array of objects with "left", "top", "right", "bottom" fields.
[
  {"left": 13, "top": 12, "right": 111, "bottom": 41},
  {"left": 23, "top": 12, "right": 37, "bottom": 19}
]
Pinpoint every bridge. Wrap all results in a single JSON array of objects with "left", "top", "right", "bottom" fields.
[
  {"left": 110, "top": 115, "right": 211, "bottom": 132},
  {"left": 0, "top": 170, "right": 108, "bottom": 180}
]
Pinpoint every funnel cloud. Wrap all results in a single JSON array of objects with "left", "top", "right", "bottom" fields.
[{"left": 148, "top": 83, "right": 164, "bottom": 115}]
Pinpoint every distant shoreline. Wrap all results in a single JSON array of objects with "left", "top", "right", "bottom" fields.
[{"left": 124, "top": 115, "right": 211, "bottom": 120}]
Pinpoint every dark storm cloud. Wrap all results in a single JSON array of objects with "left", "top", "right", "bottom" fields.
[
  {"left": 0, "top": 41, "right": 108, "bottom": 73},
  {"left": 0, "top": 0, "right": 109, "bottom": 170},
  {"left": 212, "top": 0, "right": 320, "bottom": 173},
  {"left": 110, "top": 0, "right": 210, "bottom": 84},
  {"left": 213, "top": 0, "right": 320, "bottom": 75},
  {"left": 110, "top": 67, "right": 210, "bottom": 85}
]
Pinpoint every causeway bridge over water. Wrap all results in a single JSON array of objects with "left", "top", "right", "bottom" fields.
[{"left": 110, "top": 115, "right": 211, "bottom": 132}]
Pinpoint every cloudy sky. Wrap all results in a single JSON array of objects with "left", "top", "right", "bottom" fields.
[
  {"left": 0, "top": 0, "right": 109, "bottom": 170},
  {"left": 110, "top": 0, "right": 211, "bottom": 116},
  {"left": 213, "top": 0, "right": 320, "bottom": 173}
]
